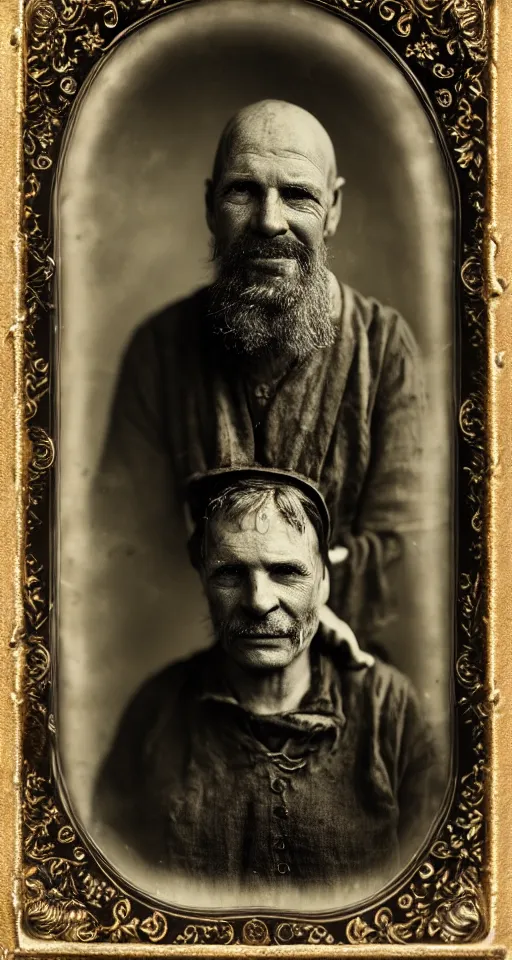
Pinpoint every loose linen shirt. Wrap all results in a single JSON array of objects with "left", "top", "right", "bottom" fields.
[
  {"left": 93, "top": 632, "right": 441, "bottom": 899},
  {"left": 98, "top": 280, "right": 426, "bottom": 638}
]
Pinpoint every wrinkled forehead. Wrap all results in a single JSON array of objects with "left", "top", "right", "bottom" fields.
[
  {"left": 220, "top": 111, "right": 336, "bottom": 185},
  {"left": 206, "top": 496, "right": 320, "bottom": 561}
]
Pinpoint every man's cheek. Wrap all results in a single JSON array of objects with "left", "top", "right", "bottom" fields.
[
  {"left": 281, "top": 582, "right": 315, "bottom": 612},
  {"left": 210, "top": 588, "right": 238, "bottom": 620},
  {"left": 218, "top": 207, "right": 249, "bottom": 236}
]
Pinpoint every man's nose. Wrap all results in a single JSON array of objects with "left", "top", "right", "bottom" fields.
[
  {"left": 243, "top": 570, "right": 279, "bottom": 617},
  {"left": 252, "top": 188, "right": 287, "bottom": 237}
]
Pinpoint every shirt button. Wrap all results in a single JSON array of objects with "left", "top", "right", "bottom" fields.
[
  {"left": 273, "top": 805, "right": 288, "bottom": 819},
  {"left": 277, "top": 862, "right": 290, "bottom": 875},
  {"left": 270, "top": 778, "right": 287, "bottom": 794},
  {"left": 274, "top": 839, "right": 286, "bottom": 851},
  {"left": 254, "top": 384, "right": 270, "bottom": 400}
]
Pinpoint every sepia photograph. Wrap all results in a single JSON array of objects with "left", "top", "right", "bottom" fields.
[
  {"left": 0, "top": 0, "right": 506, "bottom": 949},
  {"left": 52, "top": 0, "right": 456, "bottom": 913}
]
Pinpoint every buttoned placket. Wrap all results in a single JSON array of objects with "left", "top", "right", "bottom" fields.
[
  {"left": 253, "top": 383, "right": 272, "bottom": 403},
  {"left": 270, "top": 773, "right": 290, "bottom": 875},
  {"left": 266, "top": 750, "right": 308, "bottom": 879},
  {"left": 248, "top": 381, "right": 273, "bottom": 458},
  {"left": 197, "top": 649, "right": 347, "bottom": 881}
]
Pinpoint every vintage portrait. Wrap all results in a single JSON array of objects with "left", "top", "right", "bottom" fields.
[
  {"left": 2, "top": 0, "right": 506, "bottom": 951},
  {"left": 55, "top": 0, "right": 454, "bottom": 912}
]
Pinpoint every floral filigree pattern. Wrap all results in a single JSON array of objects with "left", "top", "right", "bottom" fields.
[
  {"left": 174, "top": 922, "right": 235, "bottom": 945},
  {"left": 275, "top": 922, "right": 335, "bottom": 944},
  {"left": 23, "top": 773, "right": 168, "bottom": 943},
  {"left": 406, "top": 32, "right": 438, "bottom": 61},
  {"left": 21, "top": 0, "right": 489, "bottom": 946}
]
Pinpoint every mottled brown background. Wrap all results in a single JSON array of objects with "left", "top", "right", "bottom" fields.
[{"left": 56, "top": 0, "right": 454, "bottom": 895}]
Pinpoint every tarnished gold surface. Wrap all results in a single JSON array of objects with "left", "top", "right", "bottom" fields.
[
  {"left": 0, "top": 0, "right": 510, "bottom": 955},
  {"left": 0, "top": 0, "right": 25, "bottom": 955},
  {"left": 19, "top": 0, "right": 490, "bottom": 948},
  {"left": 488, "top": 0, "right": 512, "bottom": 952}
]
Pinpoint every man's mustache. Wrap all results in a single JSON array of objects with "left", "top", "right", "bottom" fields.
[
  {"left": 215, "top": 235, "right": 312, "bottom": 270},
  {"left": 219, "top": 613, "right": 299, "bottom": 641},
  {"left": 229, "top": 627, "right": 292, "bottom": 639}
]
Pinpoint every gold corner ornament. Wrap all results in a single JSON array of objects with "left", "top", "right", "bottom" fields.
[
  {"left": 20, "top": 0, "right": 490, "bottom": 946},
  {"left": 24, "top": 775, "right": 169, "bottom": 943},
  {"left": 346, "top": 866, "right": 487, "bottom": 945}
]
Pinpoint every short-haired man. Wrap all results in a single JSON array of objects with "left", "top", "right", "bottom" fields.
[
  {"left": 99, "top": 99, "right": 426, "bottom": 641},
  {"left": 94, "top": 469, "right": 441, "bottom": 904}
]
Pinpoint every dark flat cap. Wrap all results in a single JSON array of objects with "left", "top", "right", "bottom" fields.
[{"left": 186, "top": 465, "right": 330, "bottom": 541}]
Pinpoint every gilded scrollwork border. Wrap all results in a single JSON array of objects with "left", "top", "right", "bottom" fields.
[{"left": 19, "top": 0, "right": 491, "bottom": 949}]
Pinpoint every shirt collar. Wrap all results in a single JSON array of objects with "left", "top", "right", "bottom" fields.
[
  {"left": 328, "top": 271, "right": 343, "bottom": 322},
  {"left": 196, "top": 626, "right": 363, "bottom": 745}
]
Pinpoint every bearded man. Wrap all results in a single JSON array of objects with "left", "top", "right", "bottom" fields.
[
  {"left": 93, "top": 469, "right": 440, "bottom": 905},
  {"left": 99, "top": 99, "right": 425, "bottom": 640}
]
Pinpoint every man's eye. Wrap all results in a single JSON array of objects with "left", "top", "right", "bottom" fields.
[
  {"left": 281, "top": 187, "right": 316, "bottom": 204},
  {"left": 225, "top": 181, "right": 256, "bottom": 198},
  {"left": 271, "top": 564, "right": 307, "bottom": 578},
  {"left": 211, "top": 565, "right": 244, "bottom": 581}
]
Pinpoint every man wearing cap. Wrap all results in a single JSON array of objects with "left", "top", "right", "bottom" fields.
[
  {"left": 98, "top": 98, "right": 426, "bottom": 641},
  {"left": 93, "top": 469, "right": 440, "bottom": 903}
]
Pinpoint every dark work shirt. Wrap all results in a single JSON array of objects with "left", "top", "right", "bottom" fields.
[
  {"left": 98, "top": 280, "right": 426, "bottom": 639},
  {"left": 93, "top": 631, "right": 443, "bottom": 899}
]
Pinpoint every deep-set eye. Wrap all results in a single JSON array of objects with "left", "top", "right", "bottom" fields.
[
  {"left": 270, "top": 563, "right": 308, "bottom": 579},
  {"left": 281, "top": 186, "right": 317, "bottom": 204},
  {"left": 225, "top": 180, "right": 257, "bottom": 199},
  {"left": 210, "top": 564, "right": 245, "bottom": 582}
]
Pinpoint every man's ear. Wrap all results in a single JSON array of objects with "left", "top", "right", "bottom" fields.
[
  {"left": 205, "top": 179, "right": 216, "bottom": 234},
  {"left": 319, "top": 564, "right": 330, "bottom": 606},
  {"left": 324, "top": 175, "right": 345, "bottom": 239}
]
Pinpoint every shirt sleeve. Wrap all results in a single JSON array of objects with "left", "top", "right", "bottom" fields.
[
  {"left": 100, "top": 320, "right": 168, "bottom": 487},
  {"left": 92, "top": 318, "right": 182, "bottom": 560},
  {"left": 360, "top": 310, "right": 427, "bottom": 534},
  {"left": 395, "top": 680, "right": 446, "bottom": 864},
  {"left": 91, "top": 673, "right": 169, "bottom": 862},
  {"left": 331, "top": 312, "right": 428, "bottom": 643}
]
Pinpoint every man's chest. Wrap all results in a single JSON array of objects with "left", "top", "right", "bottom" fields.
[
  {"left": 152, "top": 733, "right": 400, "bottom": 886},
  {"left": 164, "top": 349, "right": 374, "bottom": 534}
]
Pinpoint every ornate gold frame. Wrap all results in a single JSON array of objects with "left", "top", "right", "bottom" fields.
[{"left": 0, "top": 0, "right": 511, "bottom": 955}]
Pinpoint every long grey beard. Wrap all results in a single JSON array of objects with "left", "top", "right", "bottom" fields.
[{"left": 208, "top": 239, "right": 337, "bottom": 361}]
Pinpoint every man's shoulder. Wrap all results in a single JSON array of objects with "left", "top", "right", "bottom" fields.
[
  {"left": 134, "top": 645, "right": 211, "bottom": 698},
  {"left": 117, "top": 646, "right": 213, "bottom": 734},
  {"left": 115, "top": 286, "right": 212, "bottom": 377},
  {"left": 339, "top": 281, "right": 420, "bottom": 360},
  {"left": 364, "top": 655, "right": 417, "bottom": 707},
  {"left": 326, "top": 641, "right": 417, "bottom": 714},
  {"left": 137, "top": 285, "right": 210, "bottom": 340}
]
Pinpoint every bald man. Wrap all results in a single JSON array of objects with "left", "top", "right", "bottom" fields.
[{"left": 98, "top": 100, "right": 426, "bottom": 643}]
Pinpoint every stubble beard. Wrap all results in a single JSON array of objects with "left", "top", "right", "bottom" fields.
[{"left": 208, "top": 235, "right": 337, "bottom": 363}]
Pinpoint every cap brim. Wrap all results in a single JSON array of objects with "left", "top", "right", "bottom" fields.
[{"left": 186, "top": 466, "right": 330, "bottom": 541}]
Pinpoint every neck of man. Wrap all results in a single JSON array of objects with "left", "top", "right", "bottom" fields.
[
  {"left": 243, "top": 349, "right": 298, "bottom": 385},
  {"left": 209, "top": 271, "right": 341, "bottom": 373},
  {"left": 222, "top": 646, "right": 312, "bottom": 716}
]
